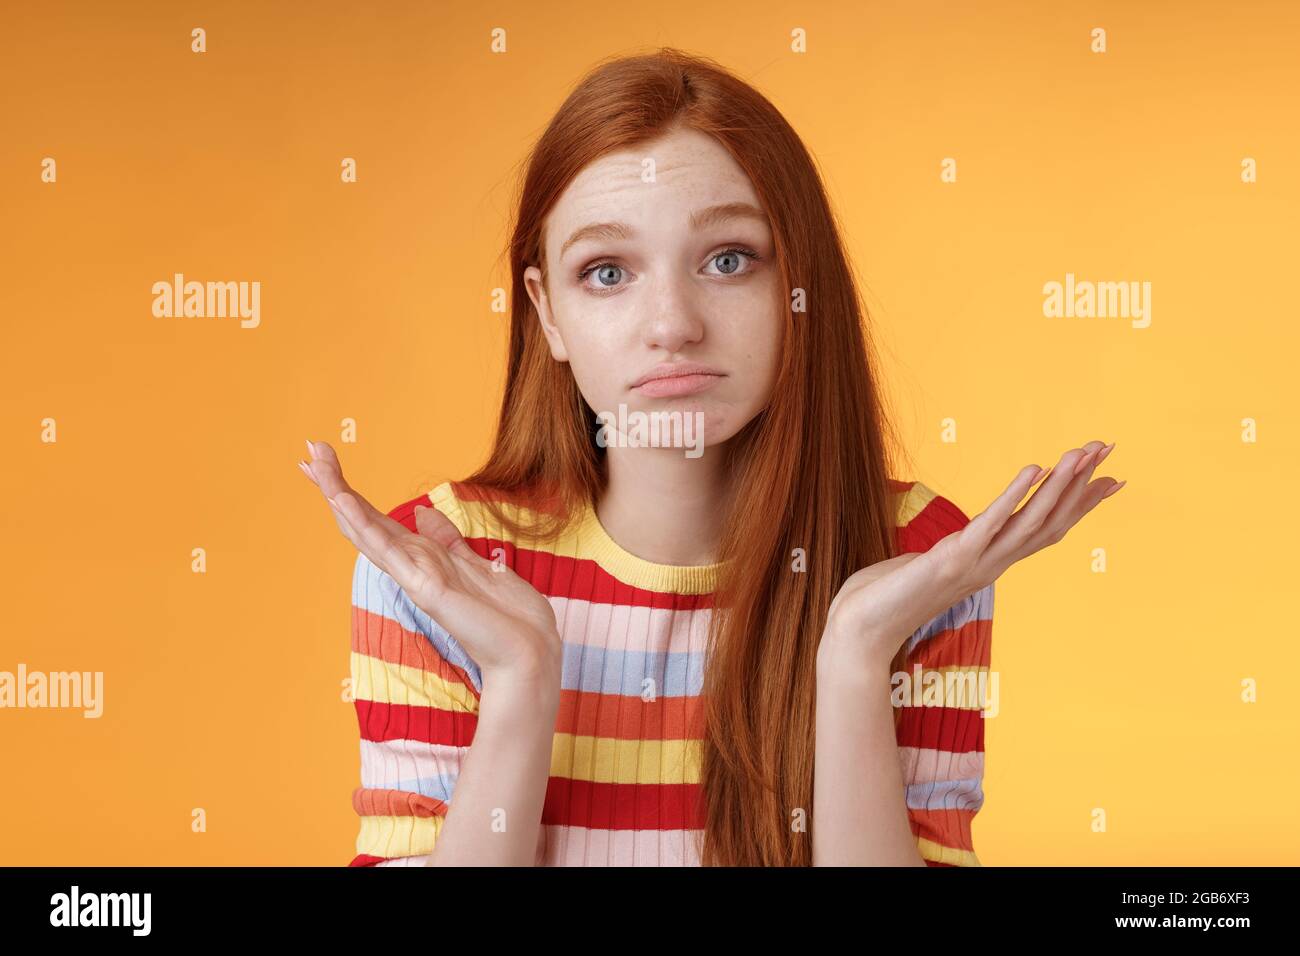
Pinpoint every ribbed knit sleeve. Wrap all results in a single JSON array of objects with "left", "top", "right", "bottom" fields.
[
  {"left": 346, "top": 492, "right": 483, "bottom": 866},
  {"left": 892, "top": 482, "right": 993, "bottom": 867}
]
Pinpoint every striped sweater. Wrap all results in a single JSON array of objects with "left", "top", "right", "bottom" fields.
[{"left": 348, "top": 478, "right": 992, "bottom": 867}]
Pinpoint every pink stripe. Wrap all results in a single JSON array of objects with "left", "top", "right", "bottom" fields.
[
  {"left": 540, "top": 825, "right": 703, "bottom": 866},
  {"left": 375, "top": 854, "right": 433, "bottom": 867},
  {"left": 359, "top": 738, "right": 466, "bottom": 790},
  {"left": 550, "top": 595, "right": 712, "bottom": 653}
]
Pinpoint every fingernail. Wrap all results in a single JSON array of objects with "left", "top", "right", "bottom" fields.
[
  {"left": 1094, "top": 441, "right": 1116, "bottom": 466},
  {"left": 298, "top": 460, "right": 316, "bottom": 481},
  {"left": 1101, "top": 479, "right": 1126, "bottom": 498},
  {"left": 1030, "top": 465, "right": 1047, "bottom": 484},
  {"left": 305, "top": 439, "right": 316, "bottom": 459}
]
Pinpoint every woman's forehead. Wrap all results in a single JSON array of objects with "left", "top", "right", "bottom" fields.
[{"left": 545, "top": 148, "right": 765, "bottom": 254}]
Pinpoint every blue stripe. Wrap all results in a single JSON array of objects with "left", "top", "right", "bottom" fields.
[
  {"left": 351, "top": 553, "right": 483, "bottom": 693},
  {"left": 560, "top": 642, "right": 703, "bottom": 697},
  {"left": 905, "top": 777, "right": 984, "bottom": 812},
  {"left": 904, "top": 582, "right": 994, "bottom": 656},
  {"left": 388, "top": 774, "right": 458, "bottom": 803}
]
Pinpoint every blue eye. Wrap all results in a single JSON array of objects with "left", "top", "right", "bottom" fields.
[
  {"left": 575, "top": 246, "right": 762, "bottom": 295},
  {"left": 707, "top": 247, "right": 760, "bottom": 276},
  {"left": 576, "top": 261, "right": 626, "bottom": 291}
]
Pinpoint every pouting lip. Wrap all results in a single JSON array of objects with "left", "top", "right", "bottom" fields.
[{"left": 630, "top": 362, "right": 726, "bottom": 389}]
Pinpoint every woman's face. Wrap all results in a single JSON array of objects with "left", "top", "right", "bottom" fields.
[{"left": 524, "top": 125, "right": 783, "bottom": 453}]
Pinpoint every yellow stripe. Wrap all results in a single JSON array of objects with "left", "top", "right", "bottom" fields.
[
  {"left": 426, "top": 480, "right": 471, "bottom": 537},
  {"left": 429, "top": 480, "right": 547, "bottom": 544},
  {"left": 439, "top": 480, "right": 936, "bottom": 536},
  {"left": 350, "top": 651, "right": 479, "bottom": 712},
  {"left": 549, "top": 733, "right": 702, "bottom": 785},
  {"left": 429, "top": 480, "right": 945, "bottom": 596},
  {"left": 893, "top": 480, "right": 938, "bottom": 527},
  {"left": 429, "top": 481, "right": 720, "bottom": 594},
  {"left": 917, "top": 836, "right": 981, "bottom": 867},
  {"left": 356, "top": 813, "right": 444, "bottom": 859}
]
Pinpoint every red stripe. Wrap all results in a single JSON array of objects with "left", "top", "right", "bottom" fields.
[
  {"left": 354, "top": 699, "right": 478, "bottom": 746},
  {"left": 351, "top": 606, "right": 482, "bottom": 698},
  {"left": 392, "top": 484, "right": 963, "bottom": 605},
  {"left": 909, "top": 806, "right": 978, "bottom": 854},
  {"left": 896, "top": 486, "right": 971, "bottom": 554},
  {"left": 386, "top": 491, "right": 714, "bottom": 608},
  {"left": 353, "top": 786, "right": 448, "bottom": 819},
  {"left": 348, "top": 854, "right": 387, "bottom": 867},
  {"left": 542, "top": 778, "right": 705, "bottom": 830},
  {"left": 555, "top": 688, "right": 705, "bottom": 741},
  {"left": 465, "top": 537, "right": 715, "bottom": 609},
  {"left": 895, "top": 704, "right": 985, "bottom": 753},
  {"left": 903, "top": 618, "right": 992, "bottom": 670},
  {"left": 386, "top": 493, "right": 434, "bottom": 532}
]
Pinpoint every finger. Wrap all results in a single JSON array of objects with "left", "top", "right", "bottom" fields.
[
  {"left": 306, "top": 440, "right": 413, "bottom": 543},
  {"left": 960, "top": 464, "right": 1049, "bottom": 552},
  {"left": 330, "top": 489, "right": 425, "bottom": 586},
  {"left": 1067, "top": 474, "right": 1122, "bottom": 522},
  {"left": 306, "top": 449, "right": 363, "bottom": 544},
  {"left": 985, "top": 445, "right": 1093, "bottom": 559},
  {"left": 306, "top": 441, "right": 460, "bottom": 597},
  {"left": 414, "top": 504, "right": 481, "bottom": 562},
  {"left": 1023, "top": 441, "right": 1108, "bottom": 552},
  {"left": 304, "top": 440, "right": 351, "bottom": 501},
  {"left": 1081, "top": 475, "right": 1121, "bottom": 510},
  {"left": 324, "top": 494, "right": 360, "bottom": 543},
  {"left": 328, "top": 493, "right": 459, "bottom": 607},
  {"left": 1016, "top": 476, "right": 1118, "bottom": 558},
  {"left": 299, "top": 450, "right": 351, "bottom": 537}
]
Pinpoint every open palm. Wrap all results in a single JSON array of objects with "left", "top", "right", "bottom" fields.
[
  {"left": 300, "top": 440, "right": 561, "bottom": 681},
  {"left": 827, "top": 439, "right": 1124, "bottom": 666}
]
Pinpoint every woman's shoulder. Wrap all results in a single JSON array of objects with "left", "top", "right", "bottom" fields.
[
  {"left": 380, "top": 479, "right": 561, "bottom": 539},
  {"left": 384, "top": 477, "right": 972, "bottom": 553},
  {"left": 888, "top": 478, "right": 973, "bottom": 554}
]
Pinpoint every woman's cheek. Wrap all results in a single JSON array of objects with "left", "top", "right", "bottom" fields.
[{"left": 565, "top": 350, "right": 622, "bottom": 417}]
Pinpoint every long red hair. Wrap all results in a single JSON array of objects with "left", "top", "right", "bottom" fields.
[{"left": 462, "top": 47, "right": 911, "bottom": 866}]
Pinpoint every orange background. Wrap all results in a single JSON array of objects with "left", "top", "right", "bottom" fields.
[{"left": 1, "top": 0, "right": 1297, "bottom": 865}]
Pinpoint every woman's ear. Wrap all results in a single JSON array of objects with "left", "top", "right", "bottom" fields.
[{"left": 523, "top": 264, "right": 568, "bottom": 362}]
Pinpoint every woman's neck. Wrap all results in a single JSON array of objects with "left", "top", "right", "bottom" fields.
[{"left": 596, "top": 444, "right": 730, "bottom": 567}]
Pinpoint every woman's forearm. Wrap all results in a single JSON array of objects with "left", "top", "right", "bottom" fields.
[
  {"left": 425, "top": 667, "right": 561, "bottom": 866},
  {"left": 812, "top": 638, "right": 926, "bottom": 866}
]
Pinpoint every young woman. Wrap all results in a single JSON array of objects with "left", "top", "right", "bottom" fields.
[{"left": 299, "top": 48, "right": 1123, "bottom": 867}]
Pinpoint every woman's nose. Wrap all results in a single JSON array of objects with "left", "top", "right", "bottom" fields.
[{"left": 640, "top": 275, "right": 706, "bottom": 352}]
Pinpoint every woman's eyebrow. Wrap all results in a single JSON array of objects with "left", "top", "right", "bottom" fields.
[
  {"left": 560, "top": 221, "right": 632, "bottom": 259},
  {"left": 558, "top": 202, "right": 770, "bottom": 259},
  {"left": 689, "top": 201, "right": 769, "bottom": 232}
]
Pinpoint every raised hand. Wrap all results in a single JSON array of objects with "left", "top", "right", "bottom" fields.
[
  {"left": 298, "top": 440, "right": 562, "bottom": 684},
  {"left": 822, "top": 440, "right": 1124, "bottom": 672}
]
